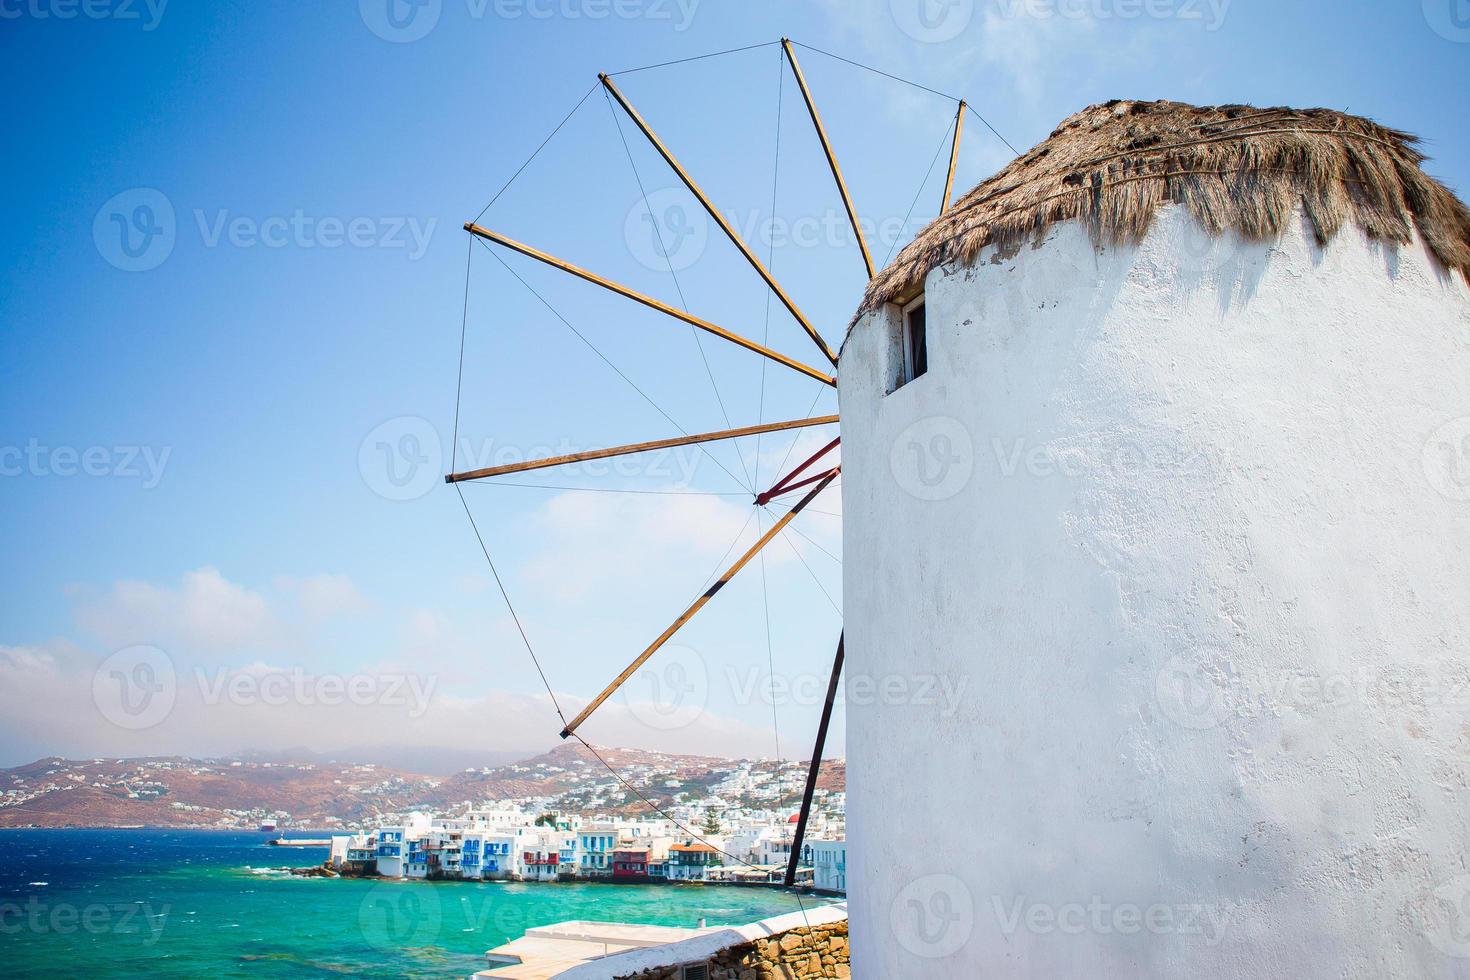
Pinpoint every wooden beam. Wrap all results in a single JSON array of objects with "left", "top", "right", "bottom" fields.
[
  {"left": 465, "top": 223, "right": 835, "bottom": 387},
  {"left": 598, "top": 73, "right": 839, "bottom": 368},
  {"left": 559, "top": 468, "right": 840, "bottom": 739},
  {"left": 940, "top": 100, "right": 966, "bottom": 214},
  {"left": 446, "top": 416, "right": 839, "bottom": 483},
  {"left": 786, "top": 631, "right": 844, "bottom": 888},
  {"left": 781, "top": 39, "right": 874, "bottom": 280},
  {"left": 755, "top": 436, "right": 839, "bottom": 505},
  {"left": 760, "top": 466, "right": 835, "bottom": 502}
]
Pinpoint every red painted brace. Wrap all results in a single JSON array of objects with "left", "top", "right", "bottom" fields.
[{"left": 755, "top": 436, "right": 840, "bottom": 506}]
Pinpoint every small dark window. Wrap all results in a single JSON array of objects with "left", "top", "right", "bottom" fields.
[{"left": 903, "top": 298, "right": 928, "bottom": 384}]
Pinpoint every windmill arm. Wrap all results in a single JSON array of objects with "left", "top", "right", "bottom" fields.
[
  {"left": 599, "top": 72, "right": 839, "bottom": 367},
  {"left": 465, "top": 223, "right": 835, "bottom": 387},
  {"left": 445, "top": 416, "right": 838, "bottom": 483},
  {"left": 558, "top": 468, "right": 839, "bottom": 739}
]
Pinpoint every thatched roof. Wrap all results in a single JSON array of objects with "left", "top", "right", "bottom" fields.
[{"left": 856, "top": 100, "right": 1470, "bottom": 316}]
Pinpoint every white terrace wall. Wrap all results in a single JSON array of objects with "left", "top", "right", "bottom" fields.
[{"left": 838, "top": 204, "right": 1470, "bottom": 978}]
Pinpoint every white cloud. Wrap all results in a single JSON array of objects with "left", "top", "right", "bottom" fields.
[
  {"left": 4, "top": 555, "right": 845, "bottom": 766},
  {"left": 520, "top": 490, "right": 788, "bottom": 603},
  {"left": 977, "top": 2, "right": 1100, "bottom": 105},
  {"left": 0, "top": 641, "right": 819, "bottom": 764},
  {"left": 68, "top": 567, "right": 276, "bottom": 655},
  {"left": 64, "top": 568, "right": 380, "bottom": 663},
  {"left": 276, "top": 573, "right": 371, "bottom": 621}
]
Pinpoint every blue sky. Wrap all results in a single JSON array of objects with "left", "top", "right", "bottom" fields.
[{"left": 1, "top": 0, "right": 1467, "bottom": 769}]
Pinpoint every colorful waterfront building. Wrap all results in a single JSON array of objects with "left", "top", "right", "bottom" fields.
[
  {"left": 480, "top": 832, "right": 518, "bottom": 880},
  {"left": 460, "top": 832, "right": 485, "bottom": 878},
  {"left": 666, "top": 842, "right": 720, "bottom": 882},
  {"left": 372, "top": 813, "right": 431, "bottom": 878},
  {"left": 555, "top": 833, "right": 578, "bottom": 877},
  {"left": 611, "top": 848, "right": 649, "bottom": 882},
  {"left": 577, "top": 827, "right": 616, "bottom": 878},
  {"left": 523, "top": 848, "right": 561, "bottom": 882},
  {"left": 329, "top": 833, "right": 378, "bottom": 875}
]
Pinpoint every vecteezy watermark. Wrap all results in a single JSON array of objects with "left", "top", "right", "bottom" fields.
[
  {"left": 889, "top": 0, "right": 975, "bottom": 43},
  {"left": 621, "top": 196, "right": 938, "bottom": 272},
  {"left": 359, "top": 886, "right": 539, "bottom": 948},
  {"left": 1007, "top": 248, "right": 1090, "bottom": 316},
  {"left": 891, "top": 422, "right": 1224, "bottom": 501},
  {"left": 989, "top": 437, "right": 1222, "bottom": 482},
  {"left": 1422, "top": 0, "right": 1470, "bottom": 43},
  {"left": 1422, "top": 417, "right": 1470, "bottom": 501},
  {"left": 991, "top": 0, "right": 1231, "bottom": 31},
  {"left": 94, "top": 189, "right": 438, "bottom": 270},
  {"left": 0, "top": 440, "right": 171, "bottom": 488},
  {"left": 451, "top": 436, "right": 704, "bottom": 485},
  {"left": 358, "top": 883, "right": 442, "bottom": 949},
  {"left": 622, "top": 644, "right": 708, "bottom": 732},
  {"left": 890, "top": 416, "right": 975, "bottom": 501},
  {"left": 93, "top": 189, "right": 176, "bottom": 272},
  {"left": 991, "top": 894, "right": 1231, "bottom": 945},
  {"left": 1421, "top": 874, "right": 1470, "bottom": 958},
  {"left": 0, "top": 898, "right": 170, "bottom": 945},
  {"left": 624, "top": 188, "right": 707, "bottom": 273},
  {"left": 728, "top": 209, "right": 925, "bottom": 255},
  {"left": 91, "top": 649, "right": 439, "bottom": 730},
  {"left": 359, "top": 0, "right": 699, "bottom": 42},
  {"left": 361, "top": 424, "right": 709, "bottom": 501},
  {"left": 193, "top": 210, "right": 436, "bottom": 259},
  {"left": 0, "top": 0, "right": 168, "bottom": 30},
  {"left": 195, "top": 668, "right": 438, "bottom": 719},
  {"left": 1154, "top": 653, "right": 1228, "bottom": 731},
  {"left": 723, "top": 667, "right": 970, "bottom": 718},
  {"left": 732, "top": 207, "right": 930, "bottom": 259},
  {"left": 92, "top": 645, "right": 177, "bottom": 731},
  {"left": 359, "top": 416, "right": 442, "bottom": 501},
  {"left": 891, "top": 874, "right": 975, "bottom": 958},
  {"left": 1171, "top": 214, "right": 1243, "bottom": 277},
  {"left": 1155, "top": 655, "right": 1470, "bottom": 731},
  {"left": 359, "top": 0, "right": 442, "bottom": 42}
]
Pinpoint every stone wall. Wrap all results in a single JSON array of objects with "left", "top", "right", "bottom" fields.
[{"left": 616, "top": 921, "right": 849, "bottom": 980}]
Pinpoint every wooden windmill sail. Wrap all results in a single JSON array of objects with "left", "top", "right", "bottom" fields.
[{"left": 447, "top": 38, "right": 986, "bottom": 888}]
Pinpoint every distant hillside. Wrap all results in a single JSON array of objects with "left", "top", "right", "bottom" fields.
[{"left": 0, "top": 744, "right": 845, "bottom": 829}]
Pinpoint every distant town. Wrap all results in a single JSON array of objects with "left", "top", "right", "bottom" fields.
[
  {"left": 0, "top": 743, "right": 846, "bottom": 893},
  {"left": 318, "top": 801, "right": 847, "bottom": 895}
]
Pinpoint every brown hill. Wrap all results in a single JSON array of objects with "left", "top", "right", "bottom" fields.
[{"left": 0, "top": 746, "right": 845, "bottom": 829}]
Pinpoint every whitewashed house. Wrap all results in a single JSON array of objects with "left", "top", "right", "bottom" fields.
[
  {"left": 802, "top": 840, "right": 846, "bottom": 896},
  {"left": 521, "top": 843, "right": 562, "bottom": 882},
  {"left": 459, "top": 831, "right": 488, "bottom": 879},
  {"left": 465, "top": 807, "right": 533, "bottom": 829},
  {"left": 577, "top": 826, "right": 617, "bottom": 878},
  {"left": 479, "top": 830, "right": 522, "bottom": 880},
  {"left": 373, "top": 812, "right": 431, "bottom": 878}
]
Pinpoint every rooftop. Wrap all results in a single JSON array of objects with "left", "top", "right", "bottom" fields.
[{"left": 857, "top": 99, "right": 1470, "bottom": 318}]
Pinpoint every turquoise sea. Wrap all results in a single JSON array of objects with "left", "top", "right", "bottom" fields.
[{"left": 0, "top": 829, "right": 830, "bottom": 978}]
